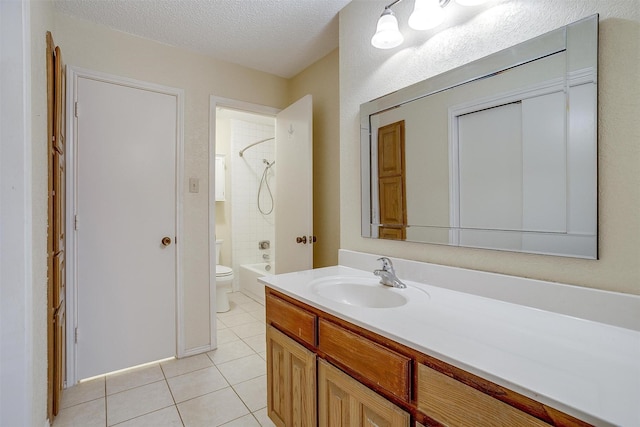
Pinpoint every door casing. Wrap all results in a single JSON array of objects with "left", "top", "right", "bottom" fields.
[
  {"left": 208, "top": 96, "right": 280, "bottom": 350},
  {"left": 66, "top": 67, "right": 185, "bottom": 385}
]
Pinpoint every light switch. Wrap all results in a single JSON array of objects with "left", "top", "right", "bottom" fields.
[{"left": 189, "top": 177, "right": 199, "bottom": 193}]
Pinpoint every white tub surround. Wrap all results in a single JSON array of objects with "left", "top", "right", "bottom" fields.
[
  {"left": 239, "top": 263, "right": 273, "bottom": 303},
  {"left": 259, "top": 251, "right": 640, "bottom": 426}
]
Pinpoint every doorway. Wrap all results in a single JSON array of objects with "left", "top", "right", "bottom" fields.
[
  {"left": 67, "top": 68, "right": 185, "bottom": 384},
  {"left": 209, "top": 96, "right": 313, "bottom": 320}
]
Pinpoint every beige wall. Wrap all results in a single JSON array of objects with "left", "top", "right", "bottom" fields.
[
  {"left": 53, "top": 12, "right": 290, "bottom": 350},
  {"left": 339, "top": 0, "right": 640, "bottom": 295},
  {"left": 31, "top": 0, "right": 55, "bottom": 423},
  {"left": 289, "top": 49, "right": 340, "bottom": 268}
]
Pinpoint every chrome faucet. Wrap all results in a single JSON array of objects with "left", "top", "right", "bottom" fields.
[{"left": 373, "top": 257, "right": 406, "bottom": 289}]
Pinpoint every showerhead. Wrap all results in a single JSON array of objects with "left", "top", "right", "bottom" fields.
[{"left": 263, "top": 159, "right": 275, "bottom": 168}]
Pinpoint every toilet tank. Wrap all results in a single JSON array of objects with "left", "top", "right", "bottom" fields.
[{"left": 215, "top": 239, "right": 222, "bottom": 264}]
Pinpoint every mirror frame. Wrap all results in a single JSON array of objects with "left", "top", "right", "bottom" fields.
[{"left": 360, "top": 15, "right": 598, "bottom": 258}]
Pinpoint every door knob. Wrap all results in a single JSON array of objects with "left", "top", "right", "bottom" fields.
[
  {"left": 296, "top": 236, "right": 307, "bottom": 244},
  {"left": 161, "top": 236, "right": 172, "bottom": 246}
]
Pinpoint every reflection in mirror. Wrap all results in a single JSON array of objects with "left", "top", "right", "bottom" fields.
[{"left": 361, "top": 15, "right": 598, "bottom": 258}]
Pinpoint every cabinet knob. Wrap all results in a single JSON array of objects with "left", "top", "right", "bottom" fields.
[
  {"left": 296, "top": 236, "right": 307, "bottom": 244},
  {"left": 161, "top": 236, "right": 172, "bottom": 246}
]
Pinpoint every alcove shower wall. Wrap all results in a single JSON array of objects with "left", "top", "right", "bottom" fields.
[{"left": 231, "top": 118, "right": 276, "bottom": 290}]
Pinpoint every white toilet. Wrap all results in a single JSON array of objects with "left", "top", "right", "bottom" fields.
[{"left": 215, "top": 239, "right": 234, "bottom": 313}]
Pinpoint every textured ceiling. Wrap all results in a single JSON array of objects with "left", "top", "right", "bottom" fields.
[{"left": 54, "top": 0, "right": 352, "bottom": 78}]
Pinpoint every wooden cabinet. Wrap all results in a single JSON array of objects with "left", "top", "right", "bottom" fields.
[
  {"left": 417, "top": 364, "right": 548, "bottom": 427},
  {"left": 267, "top": 325, "right": 316, "bottom": 427},
  {"left": 318, "top": 359, "right": 409, "bottom": 427},
  {"left": 265, "top": 288, "right": 591, "bottom": 427},
  {"left": 318, "top": 319, "right": 410, "bottom": 402},
  {"left": 266, "top": 293, "right": 316, "bottom": 347}
]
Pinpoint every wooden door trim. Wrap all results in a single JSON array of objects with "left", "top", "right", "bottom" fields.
[{"left": 65, "top": 67, "right": 185, "bottom": 384}]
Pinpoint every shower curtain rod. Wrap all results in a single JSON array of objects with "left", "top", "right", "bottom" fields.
[{"left": 238, "top": 137, "right": 275, "bottom": 157}]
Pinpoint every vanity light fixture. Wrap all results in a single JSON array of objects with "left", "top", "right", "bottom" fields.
[{"left": 371, "top": 0, "right": 488, "bottom": 49}]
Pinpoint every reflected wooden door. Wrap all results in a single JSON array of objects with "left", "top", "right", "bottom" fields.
[{"left": 377, "top": 121, "right": 406, "bottom": 240}]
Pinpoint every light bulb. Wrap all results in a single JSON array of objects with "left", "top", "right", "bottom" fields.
[
  {"left": 408, "top": 0, "right": 445, "bottom": 31},
  {"left": 371, "top": 8, "right": 404, "bottom": 49}
]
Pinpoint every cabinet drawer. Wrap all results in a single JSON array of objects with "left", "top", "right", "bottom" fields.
[
  {"left": 417, "top": 364, "right": 549, "bottom": 427},
  {"left": 266, "top": 293, "right": 316, "bottom": 347},
  {"left": 318, "top": 319, "right": 410, "bottom": 401}
]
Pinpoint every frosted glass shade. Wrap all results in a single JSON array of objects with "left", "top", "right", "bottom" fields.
[
  {"left": 455, "top": 0, "right": 488, "bottom": 5},
  {"left": 371, "top": 9, "right": 404, "bottom": 49},
  {"left": 408, "top": 0, "right": 445, "bottom": 30}
]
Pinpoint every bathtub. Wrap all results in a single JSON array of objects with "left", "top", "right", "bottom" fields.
[{"left": 239, "top": 263, "right": 273, "bottom": 303}]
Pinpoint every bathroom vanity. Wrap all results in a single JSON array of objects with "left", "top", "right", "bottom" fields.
[{"left": 261, "top": 251, "right": 640, "bottom": 427}]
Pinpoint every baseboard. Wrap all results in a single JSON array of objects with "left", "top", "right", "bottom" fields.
[{"left": 180, "top": 344, "right": 211, "bottom": 358}]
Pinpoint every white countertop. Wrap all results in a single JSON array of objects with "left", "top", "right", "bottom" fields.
[{"left": 260, "top": 265, "right": 640, "bottom": 426}]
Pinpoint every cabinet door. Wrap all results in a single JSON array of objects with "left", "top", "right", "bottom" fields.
[
  {"left": 267, "top": 325, "right": 316, "bottom": 427},
  {"left": 318, "top": 360, "right": 409, "bottom": 427}
]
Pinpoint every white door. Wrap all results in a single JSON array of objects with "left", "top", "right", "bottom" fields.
[
  {"left": 274, "top": 95, "right": 313, "bottom": 274},
  {"left": 75, "top": 76, "right": 178, "bottom": 379}
]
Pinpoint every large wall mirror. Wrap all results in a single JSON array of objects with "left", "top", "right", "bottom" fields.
[{"left": 360, "top": 15, "right": 598, "bottom": 259}]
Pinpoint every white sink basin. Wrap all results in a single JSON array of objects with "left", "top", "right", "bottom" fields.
[{"left": 310, "top": 276, "right": 408, "bottom": 308}]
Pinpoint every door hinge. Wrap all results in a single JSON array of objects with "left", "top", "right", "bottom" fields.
[
  {"left": 74, "top": 327, "right": 78, "bottom": 343},
  {"left": 74, "top": 102, "right": 79, "bottom": 118},
  {"left": 74, "top": 215, "right": 79, "bottom": 230}
]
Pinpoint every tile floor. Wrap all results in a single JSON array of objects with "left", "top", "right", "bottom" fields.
[{"left": 54, "top": 292, "right": 276, "bottom": 427}]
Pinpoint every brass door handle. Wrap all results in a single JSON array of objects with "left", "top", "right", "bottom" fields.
[
  {"left": 296, "top": 236, "right": 307, "bottom": 244},
  {"left": 161, "top": 236, "right": 172, "bottom": 246}
]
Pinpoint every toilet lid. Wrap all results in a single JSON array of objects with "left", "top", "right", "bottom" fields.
[{"left": 216, "top": 265, "right": 233, "bottom": 277}]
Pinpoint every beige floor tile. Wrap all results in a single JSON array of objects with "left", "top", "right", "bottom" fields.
[
  {"left": 216, "top": 318, "right": 228, "bottom": 330},
  {"left": 217, "top": 354, "right": 266, "bottom": 385},
  {"left": 107, "top": 381, "right": 174, "bottom": 426},
  {"left": 246, "top": 310, "right": 266, "bottom": 323},
  {"left": 161, "top": 354, "right": 213, "bottom": 378},
  {"left": 217, "top": 302, "right": 246, "bottom": 318},
  {"left": 233, "top": 375, "right": 267, "bottom": 412},
  {"left": 252, "top": 408, "right": 276, "bottom": 427},
  {"left": 221, "top": 312, "right": 260, "bottom": 327},
  {"left": 112, "top": 406, "right": 183, "bottom": 427},
  {"left": 167, "top": 366, "right": 228, "bottom": 403},
  {"left": 177, "top": 387, "right": 249, "bottom": 427},
  {"left": 242, "top": 334, "right": 266, "bottom": 354},
  {"left": 238, "top": 301, "right": 264, "bottom": 313},
  {"left": 208, "top": 340, "right": 256, "bottom": 365},
  {"left": 107, "top": 364, "right": 164, "bottom": 395},
  {"left": 217, "top": 328, "right": 241, "bottom": 345},
  {"left": 54, "top": 397, "right": 106, "bottom": 427},
  {"left": 61, "top": 377, "right": 105, "bottom": 409},
  {"left": 219, "top": 414, "right": 261, "bottom": 426},
  {"left": 228, "top": 293, "right": 254, "bottom": 305},
  {"left": 230, "top": 321, "right": 265, "bottom": 339}
]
